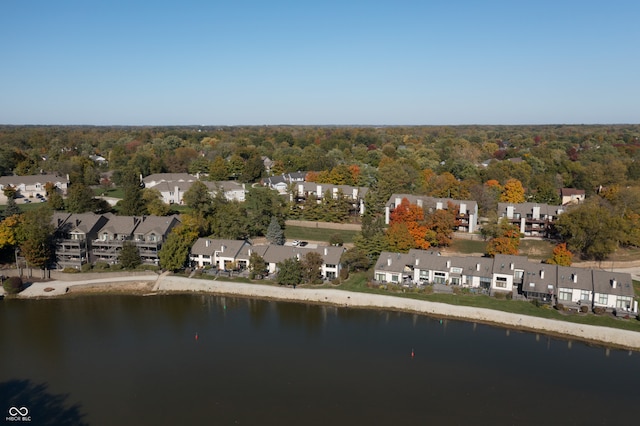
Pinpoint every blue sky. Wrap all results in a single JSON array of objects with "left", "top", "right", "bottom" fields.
[{"left": 1, "top": 0, "right": 639, "bottom": 125}]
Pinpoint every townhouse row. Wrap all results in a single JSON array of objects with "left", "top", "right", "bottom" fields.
[
  {"left": 373, "top": 250, "right": 638, "bottom": 315},
  {"left": 52, "top": 212, "right": 180, "bottom": 269},
  {"left": 189, "top": 238, "right": 345, "bottom": 280}
]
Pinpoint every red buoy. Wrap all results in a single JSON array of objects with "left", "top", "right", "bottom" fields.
[
  {"left": 411, "top": 348, "right": 415, "bottom": 358},
  {"left": 195, "top": 332, "right": 199, "bottom": 341}
]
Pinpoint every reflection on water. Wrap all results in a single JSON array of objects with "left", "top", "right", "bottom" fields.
[{"left": 1, "top": 295, "right": 639, "bottom": 425}]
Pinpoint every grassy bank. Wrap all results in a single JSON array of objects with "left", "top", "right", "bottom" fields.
[{"left": 331, "top": 272, "right": 640, "bottom": 333}]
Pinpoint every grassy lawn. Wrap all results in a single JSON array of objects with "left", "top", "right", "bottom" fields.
[
  {"left": 449, "top": 239, "right": 486, "bottom": 254},
  {"left": 94, "top": 187, "right": 125, "bottom": 198},
  {"left": 284, "top": 225, "right": 359, "bottom": 244},
  {"left": 518, "top": 239, "right": 554, "bottom": 260}
]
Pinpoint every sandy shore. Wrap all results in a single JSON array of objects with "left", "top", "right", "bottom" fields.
[{"left": 9, "top": 273, "right": 640, "bottom": 350}]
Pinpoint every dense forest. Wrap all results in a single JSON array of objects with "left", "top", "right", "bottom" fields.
[{"left": 1, "top": 124, "right": 640, "bottom": 267}]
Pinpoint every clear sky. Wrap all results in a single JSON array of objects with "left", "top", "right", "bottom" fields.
[{"left": 1, "top": 0, "right": 639, "bottom": 125}]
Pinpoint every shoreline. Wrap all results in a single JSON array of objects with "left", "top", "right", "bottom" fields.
[{"left": 9, "top": 274, "right": 640, "bottom": 351}]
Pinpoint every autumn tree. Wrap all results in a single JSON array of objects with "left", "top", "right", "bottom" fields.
[
  {"left": 387, "top": 198, "right": 430, "bottom": 250},
  {"left": 546, "top": 243, "right": 572, "bottom": 266},
  {"left": 500, "top": 178, "right": 526, "bottom": 203},
  {"left": 301, "top": 251, "right": 323, "bottom": 284},
  {"left": 0, "top": 215, "right": 20, "bottom": 249},
  {"left": 485, "top": 218, "right": 521, "bottom": 257},
  {"left": 142, "top": 188, "right": 170, "bottom": 216}
]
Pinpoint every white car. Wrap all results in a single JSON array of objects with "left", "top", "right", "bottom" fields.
[{"left": 292, "top": 240, "right": 300, "bottom": 246}]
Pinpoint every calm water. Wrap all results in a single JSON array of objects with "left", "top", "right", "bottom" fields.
[{"left": 1, "top": 295, "right": 639, "bottom": 425}]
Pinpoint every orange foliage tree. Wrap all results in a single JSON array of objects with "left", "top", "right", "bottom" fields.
[
  {"left": 500, "top": 178, "right": 525, "bottom": 203},
  {"left": 546, "top": 243, "right": 573, "bottom": 266},
  {"left": 387, "top": 198, "right": 430, "bottom": 250}
]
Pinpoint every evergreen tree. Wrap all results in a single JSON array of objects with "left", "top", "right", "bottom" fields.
[
  {"left": 159, "top": 225, "right": 199, "bottom": 272},
  {"left": 119, "top": 168, "right": 146, "bottom": 216},
  {"left": 118, "top": 241, "right": 141, "bottom": 269},
  {"left": 2, "top": 197, "right": 20, "bottom": 219},
  {"left": 266, "top": 216, "right": 285, "bottom": 245}
]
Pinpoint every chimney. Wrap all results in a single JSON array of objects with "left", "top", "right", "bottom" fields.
[
  {"left": 540, "top": 270, "right": 545, "bottom": 279},
  {"left": 476, "top": 263, "right": 480, "bottom": 271},
  {"left": 205, "top": 239, "right": 210, "bottom": 247},
  {"left": 415, "top": 258, "right": 420, "bottom": 266},
  {"left": 248, "top": 249, "right": 252, "bottom": 256},
  {"left": 324, "top": 247, "right": 328, "bottom": 256},
  {"left": 395, "top": 197, "right": 401, "bottom": 207},
  {"left": 510, "top": 263, "right": 514, "bottom": 271},
  {"left": 417, "top": 199, "right": 423, "bottom": 208},
  {"left": 612, "top": 279, "right": 617, "bottom": 289},
  {"left": 572, "top": 273, "right": 577, "bottom": 283},
  {"left": 387, "top": 256, "right": 392, "bottom": 266},
  {"left": 221, "top": 245, "right": 225, "bottom": 252},
  {"left": 446, "top": 260, "right": 451, "bottom": 268}
]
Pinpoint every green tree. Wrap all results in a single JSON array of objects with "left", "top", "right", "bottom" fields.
[
  {"left": 208, "top": 156, "right": 229, "bottom": 181},
  {"left": 276, "top": 257, "right": 302, "bottom": 286},
  {"left": 2, "top": 197, "right": 20, "bottom": 219},
  {"left": 16, "top": 205, "right": 54, "bottom": 276},
  {"left": 340, "top": 247, "right": 371, "bottom": 272},
  {"left": 249, "top": 252, "right": 268, "bottom": 279},
  {"left": 2, "top": 185, "right": 17, "bottom": 199},
  {"left": 159, "top": 224, "right": 199, "bottom": 272},
  {"left": 65, "top": 183, "right": 95, "bottom": 213},
  {"left": 554, "top": 198, "right": 624, "bottom": 261},
  {"left": 239, "top": 154, "right": 264, "bottom": 183},
  {"left": 245, "top": 187, "right": 285, "bottom": 236},
  {"left": 118, "top": 168, "right": 146, "bottom": 216},
  {"left": 183, "top": 181, "right": 213, "bottom": 215},
  {"left": 266, "top": 216, "right": 285, "bottom": 245},
  {"left": 118, "top": 240, "right": 141, "bottom": 269},
  {"left": 142, "top": 188, "right": 170, "bottom": 216}
]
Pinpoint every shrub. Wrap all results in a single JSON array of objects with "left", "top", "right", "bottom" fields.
[
  {"left": 63, "top": 267, "right": 80, "bottom": 273},
  {"left": 339, "top": 268, "right": 349, "bottom": 280},
  {"left": 593, "top": 306, "right": 606, "bottom": 315},
  {"left": 110, "top": 263, "right": 123, "bottom": 271},
  {"left": 81, "top": 263, "right": 92, "bottom": 272},
  {"left": 580, "top": 305, "right": 588, "bottom": 313},
  {"left": 94, "top": 261, "right": 110, "bottom": 270},
  {"left": 530, "top": 299, "right": 541, "bottom": 308},
  {"left": 331, "top": 278, "right": 341, "bottom": 285},
  {"left": 3, "top": 276, "right": 23, "bottom": 294},
  {"left": 556, "top": 303, "right": 565, "bottom": 311},
  {"left": 136, "top": 264, "right": 160, "bottom": 272},
  {"left": 329, "top": 233, "right": 344, "bottom": 246},
  {"left": 506, "top": 292, "right": 513, "bottom": 300},
  {"left": 494, "top": 292, "right": 507, "bottom": 300}
]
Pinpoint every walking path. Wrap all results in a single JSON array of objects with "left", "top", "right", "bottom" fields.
[{"left": 7, "top": 272, "right": 640, "bottom": 350}]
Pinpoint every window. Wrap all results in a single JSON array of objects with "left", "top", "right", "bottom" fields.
[
  {"left": 495, "top": 277, "right": 507, "bottom": 288},
  {"left": 450, "top": 277, "right": 460, "bottom": 286},
  {"left": 325, "top": 264, "right": 336, "bottom": 269},
  {"left": 419, "top": 270, "right": 429, "bottom": 281},
  {"left": 616, "top": 296, "right": 632, "bottom": 310},
  {"left": 433, "top": 271, "right": 446, "bottom": 284},
  {"left": 558, "top": 288, "right": 572, "bottom": 301},
  {"left": 580, "top": 290, "right": 591, "bottom": 301},
  {"left": 598, "top": 294, "right": 608, "bottom": 305},
  {"left": 375, "top": 273, "right": 386, "bottom": 282},
  {"left": 391, "top": 274, "right": 399, "bottom": 283}
]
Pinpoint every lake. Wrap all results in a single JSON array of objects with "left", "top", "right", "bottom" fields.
[{"left": 1, "top": 295, "right": 639, "bottom": 425}]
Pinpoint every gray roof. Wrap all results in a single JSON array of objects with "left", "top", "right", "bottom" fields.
[
  {"left": 386, "top": 193, "right": 477, "bottom": 212},
  {"left": 592, "top": 270, "right": 634, "bottom": 298},
  {"left": 554, "top": 265, "right": 593, "bottom": 291},
  {"left": 492, "top": 254, "right": 530, "bottom": 274},
  {"left": 497, "top": 202, "right": 564, "bottom": 218},
  {"left": 375, "top": 251, "right": 413, "bottom": 274},
  {"left": 0, "top": 174, "right": 68, "bottom": 186},
  {"left": 134, "top": 215, "right": 180, "bottom": 236},
  {"left": 521, "top": 263, "right": 557, "bottom": 295},
  {"left": 143, "top": 173, "right": 197, "bottom": 186},
  {"left": 191, "top": 238, "right": 247, "bottom": 257},
  {"left": 96, "top": 215, "right": 141, "bottom": 236},
  {"left": 261, "top": 245, "right": 344, "bottom": 266}
]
